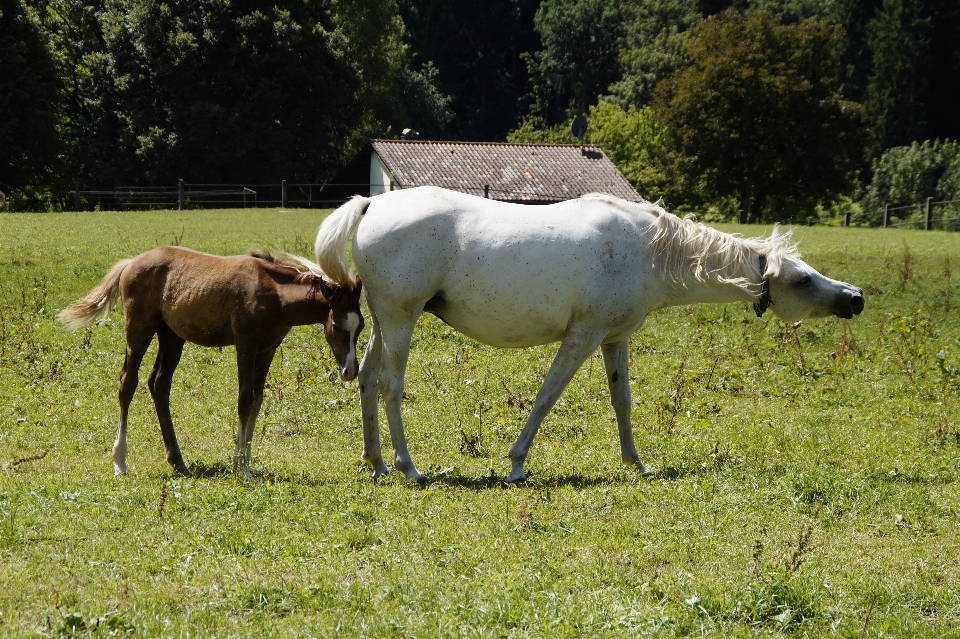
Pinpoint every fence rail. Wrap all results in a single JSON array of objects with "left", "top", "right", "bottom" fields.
[
  {"left": 844, "top": 198, "right": 960, "bottom": 231},
  {"left": 1, "top": 180, "right": 614, "bottom": 211},
  {"left": 3, "top": 181, "right": 960, "bottom": 231}
]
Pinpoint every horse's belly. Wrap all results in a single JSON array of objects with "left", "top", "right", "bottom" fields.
[
  {"left": 435, "top": 310, "right": 566, "bottom": 347},
  {"left": 426, "top": 290, "right": 572, "bottom": 347}
]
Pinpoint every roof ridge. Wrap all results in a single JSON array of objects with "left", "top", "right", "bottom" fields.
[{"left": 372, "top": 139, "right": 601, "bottom": 149}]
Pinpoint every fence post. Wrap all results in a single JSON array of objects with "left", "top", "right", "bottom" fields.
[
  {"left": 738, "top": 208, "right": 746, "bottom": 224},
  {"left": 807, "top": 217, "right": 813, "bottom": 226},
  {"left": 925, "top": 197, "right": 932, "bottom": 230},
  {"left": 178, "top": 179, "right": 184, "bottom": 211},
  {"left": 883, "top": 203, "right": 889, "bottom": 228},
  {"left": 484, "top": 184, "right": 489, "bottom": 198},
  {"left": 844, "top": 211, "right": 850, "bottom": 227},
  {"left": 281, "top": 180, "right": 287, "bottom": 210},
  {"left": 74, "top": 179, "right": 81, "bottom": 211}
]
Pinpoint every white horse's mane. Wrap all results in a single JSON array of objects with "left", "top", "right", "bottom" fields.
[{"left": 582, "top": 193, "right": 800, "bottom": 294}]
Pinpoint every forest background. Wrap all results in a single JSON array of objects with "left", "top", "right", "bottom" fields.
[{"left": 2, "top": 0, "right": 959, "bottom": 221}]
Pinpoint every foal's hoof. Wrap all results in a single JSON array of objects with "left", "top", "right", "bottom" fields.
[
  {"left": 636, "top": 461, "right": 653, "bottom": 477},
  {"left": 414, "top": 474, "right": 428, "bottom": 487},
  {"left": 175, "top": 465, "right": 192, "bottom": 478}
]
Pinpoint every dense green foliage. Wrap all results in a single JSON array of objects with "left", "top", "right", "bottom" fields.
[
  {"left": 2, "top": 210, "right": 960, "bottom": 636},
  {"left": 524, "top": 0, "right": 626, "bottom": 126},
  {"left": 3, "top": 0, "right": 960, "bottom": 219},
  {"left": 0, "top": 0, "right": 61, "bottom": 190},
  {"left": 863, "top": 140, "right": 960, "bottom": 211},
  {"left": 398, "top": 0, "right": 537, "bottom": 140},
  {"left": 650, "top": 10, "right": 868, "bottom": 221}
]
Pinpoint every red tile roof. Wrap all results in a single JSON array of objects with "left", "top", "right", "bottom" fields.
[{"left": 371, "top": 140, "right": 642, "bottom": 203}]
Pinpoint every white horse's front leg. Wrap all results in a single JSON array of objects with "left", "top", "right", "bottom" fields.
[
  {"left": 358, "top": 311, "right": 390, "bottom": 478},
  {"left": 506, "top": 330, "right": 606, "bottom": 484},
  {"left": 601, "top": 339, "right": 651, "bottom": 476},
  {"left": 379, "top": 318, "right": 426, "bottom": 484}
]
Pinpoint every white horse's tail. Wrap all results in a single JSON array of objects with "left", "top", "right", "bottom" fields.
[
  {"left": 314, "top": 195, "right": 371, "bottom": 286},
  {"left": 57, "top": 258, "right": 133, "bottom": 330}
]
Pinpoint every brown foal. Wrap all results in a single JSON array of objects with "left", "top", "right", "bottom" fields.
[{"left": 59, "top": 246, "right": 364, "bottom": 479}]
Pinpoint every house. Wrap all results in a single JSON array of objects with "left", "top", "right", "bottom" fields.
[{"left": 330, "top": 139, "right": 642, "bottom": 204}]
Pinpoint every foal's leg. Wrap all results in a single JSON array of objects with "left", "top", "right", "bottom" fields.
[
  {"left": 147, "top": 322, "right": 189, "bottom": 476},
  {"left": 505, "top": 329, "right": 607, "bottom": 484},
  {"left": 237, "top": 348, "right": 276, "bottom": 479},
  {"left": 377, "top": 314, "right": 426, "bottom": 484},
  {"left": 357, "top": 309, "right": 391, "bottom": 478},
  {"left": 601, "top": 339, "right": 651, "bottom": 476},
  {"left": 233, "top": 340, "right": 263, "bottom": 480},
  {"left": 115, "top": 329, "right": 155, "bottom": 476}
]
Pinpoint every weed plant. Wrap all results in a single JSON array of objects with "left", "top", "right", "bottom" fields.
[{"left": 1, "top": 209, "right": 959, "bottom": 636}]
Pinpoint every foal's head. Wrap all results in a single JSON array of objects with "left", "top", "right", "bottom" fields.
[{"left": 322, "top": 279, "right": 364, "bottom": 381}]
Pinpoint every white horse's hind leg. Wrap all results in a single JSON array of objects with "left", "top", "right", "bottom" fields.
[
  {"left": 358, "top": 311, "right": 390, "bottom": 478},
  {"left": 506, "top": 329, "right": 607, "bottom": 483},
  {"left": 601, "top": 340, "right": 651, "bottom": 476},
  {"left": 378, "top": 317, "right": 426, "bottom": 484}
]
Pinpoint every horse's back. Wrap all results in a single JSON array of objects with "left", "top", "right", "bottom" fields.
[
  {"left": 354, "top": 187, "right": 661, "bottom": 347},
  {"left": 121, "top": 247, "right": 264, "bottom": 347}
]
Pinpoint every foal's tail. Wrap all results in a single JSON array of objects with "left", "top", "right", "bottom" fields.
[
  {"left": 57, "top": 258, "right": 133, "bottom": 330},
  {"left": 314, "top": 195, "right": 371, "bottom": 286}
]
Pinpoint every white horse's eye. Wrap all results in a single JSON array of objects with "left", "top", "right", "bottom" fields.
[{"left": 798, "top": 275, "right": 812, "bottom": 285}]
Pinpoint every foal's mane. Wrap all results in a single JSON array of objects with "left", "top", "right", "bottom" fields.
[{"left": 581, "top": 194, "right": 800, "bottom": 294}]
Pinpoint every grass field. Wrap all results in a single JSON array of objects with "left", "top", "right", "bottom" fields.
[{"left": 1, "top": 208, "right": 959, "bottom": 637}]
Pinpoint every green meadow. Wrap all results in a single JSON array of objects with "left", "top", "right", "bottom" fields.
[{"left": 1, "top": 209, "right": 959, "bottom": 637}]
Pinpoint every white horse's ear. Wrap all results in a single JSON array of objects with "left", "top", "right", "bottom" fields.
[{"left": 771, "top": 223, "right": 781, "bottom": 240}]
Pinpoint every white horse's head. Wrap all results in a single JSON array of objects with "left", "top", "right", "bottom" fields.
[{"left": 756, "top": 226, "right": 864, "bottom": 322}]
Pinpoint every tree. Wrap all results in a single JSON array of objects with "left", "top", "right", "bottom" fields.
[
  {"left": 0, "top": 0, "right": 61, "bottom": 194},
  {"left": 31, "top": 0, "right": 447, "bottom": 187},
  {"left": 398, "top": 0, "right": 538, "bottom": 140},
  {"left": 525, "top": 0, "right": 626, "bottom": 126},
  {"left": 606, "top": 0, "right": 700, "bottom": 109},
  {"left": 863, "top": 0, "right": 933, "bottom": 150},
  {"left": 651, "top": 9, "right": 868, "bottom": 221},
  {"left": 863, "top": 139, "right": 960, "bottom": 211}
]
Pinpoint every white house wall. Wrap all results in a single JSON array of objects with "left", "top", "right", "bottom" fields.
[{"left": 369, "top": 153, "right": 392, "bottom": 195}]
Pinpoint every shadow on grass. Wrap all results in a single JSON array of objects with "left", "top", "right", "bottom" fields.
[
  {"left": 185, "top": 459, "right": 234, "bottom": 479},
  {"left": 425, "top": 470, "right": 645, "bottom": 490},
  {"left": 868, "top": 468, "right": 957, "bottom": 486}
]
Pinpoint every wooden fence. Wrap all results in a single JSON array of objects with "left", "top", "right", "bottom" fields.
[{"left": 844, "top": 198, "right": 960, "bottom": 230}]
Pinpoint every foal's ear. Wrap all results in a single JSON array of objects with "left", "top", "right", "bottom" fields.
[{"left": 353, "top": 276, "right": 362, "bottom": 296}]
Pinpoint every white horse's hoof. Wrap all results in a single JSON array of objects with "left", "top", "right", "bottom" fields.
[
  {"left": 404, "top": 469, "right": 427, "bottom": 486},
  {"left": 371, "top": 460, "right": 391, "bottom": 479},
  {"left": 636, "top": 461, "right": 653, "bottom": 477},
  {"left": 114, "top": 464, "right": 127, "bottom": 476},
  {"left": 240, "top": 468, "right": 256, "bottom": 481},
  {"left": 503, "top": 472, "right": 525, "bottom": 485}
]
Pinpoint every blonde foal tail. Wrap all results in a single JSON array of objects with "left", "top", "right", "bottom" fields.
[
  {"left": 314, "top": 195, "right": 371, "bottom": 286},
  {"left": 57, "top": 258, "right": 133, "bottom": 330}
]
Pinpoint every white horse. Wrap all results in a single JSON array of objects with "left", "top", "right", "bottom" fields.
[{"left": 315, "top": 186, "right": 864, "bottom": 484}]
